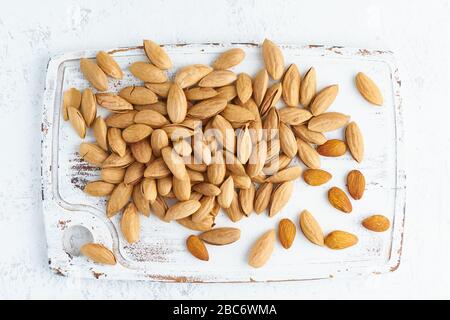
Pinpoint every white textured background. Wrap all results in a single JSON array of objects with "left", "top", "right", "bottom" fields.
[{"left": 0, "top": 0, "right": 449, "bottom": 299}]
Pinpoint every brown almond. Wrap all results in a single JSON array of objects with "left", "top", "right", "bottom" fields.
[
  {"left": 141, "top": 178, "right": 157, "bottom": 202},
  {"left": 143, "top": 39, "right": 172, "bottom": 70},
  {"left": 150, "top": 129, "right": 169, "bottom": 157},
  {"left": 355, "top": 72, "right": 383, "bottom": 106},
  {"left": 299, "top": 210, "right": 324, "bottom": 246},
  {"left": 199, "top": 227, "right": 241, "bottom": 245},
  {"left": 68, "top": 107, "right": 86, "bottom": 138},
  {"left": 175, "top": 64, "right": 213, "bottom": 88},
  {"left": 106, "top": 183, "right": 133, "bottom": 217},
  {"left": 310, "top": 85, "right": 339, "bottom": 116},
  {"left": 80, "top": 243, "right": 116, "bottom": 265},
  {"left": 221, "top": 104, "right": 256, "bottom": 123},
  {"left": 157, "top": 176, "right": 173, "bottom": 196},
  {"left": 145, "top": 82, "right": 172, "bottom": 98},
  {"left": 144, "top": 158, "right": 170, "bottom": 178},
  {"left": 188, "top": 97, "right": 227, "bottom": 119},
  {"left": 291, "top": 124, "right": 327, "bottom": 145},
  {"left": 299, "top": 67, "right": 316, "bottom": 107},
  {"left": 278, "top": 218, "right": 296, "bottom": 249},
  {"left": 185, "top": 87, "right": 218, "bottom": 101},
  {"left": 167, "top": 83, "right": 187, "bottom": 124},
  {"left": 79, "top": 143, "right": 108, "bottom": 166},
  {"left": 308, "top": 112, "right": 350, "bottom": 132},
  {"left": 232, "top": 174, "right": 252, "bottom": 189},
  {"left": 119, "top": 86, "right": 158, "bottom": 105},
  {"left": 186, "top": 235, "right": 209, "bottom": 261},
  {"left": 253, "top": 69, "right": 269, "bottom": 106},
  {"left": 236, "top": 73, "right": 252, "bottom": 104},
  {"left": 133, "top": 182, "right": 151, "bottom": 216},
  {"left": 279, "top": 122, "right": 298, "bottom": 158},
  {"left": 101, "top": 167, "right": 125, "bottom": 184},
  {"left": 193, "top": 183, "right": 221, "bottom": 196},
  {"left": 225, "top": 191, "right": 245, "bottom": 222},
  {"left": 239, "top": 183, "right": 255, "bottom": 216},
  {"left": 96, "top": 51, "right": 123, "bottom": 79},
  {"left": 317, "top": 139, "right": 347, "bottom": 157},
  {"left": 80, "top": 89, "right": 97, "bottom": 127},
  {"left": 213, "top": 48, "right": 245, "bottom": 70},
  {"left": 199, "top": 70, "right": 237, "bottom": 88},
  {"left": 92, "top": 116, "right": 108, "bottom": 151},
  {"left": 130, "top": 139, "right": 152, "bottom": 163},
  {"left": 122, "top": 124, "right": 153, "bottom": 143},
  {"left": 80, "top": 58, "right": 108, "bottom": 91},
  {"left": 84, "top": 181, "right": 115, "bottom": 197},
  {"left": 105, "top": 111, "right": 137, "bottom": 129},
  {"left": 129, "top": 61, "right": 167, "bottom": 83},
  {"left": 96, "top": 93, "right": 133, "bottom": 113},
  {"left": 266, "top": 166, "right": 302, "bottom": 183},
  {"left": 278, "top": 107, "right": 313, "bottom": 126},
  {"left": 161, "top": 146, "right": 187, "bottom": 179},
  {"left": 217, "top": 176, "right": 234, "bottom": 209},
  {"left": 262, "top": 39, "right": 284, "bottom": 80},
  {"left": 191, "top": 196, "right": 215, "bottom": 223},
  {"left": 124, "top": 162, "right": 144, "bottom": 185},
  {"left": 282, "top": 64, "right": 301, "bottom": 107},
  {"left": 325, "top": 231, "right": 358, "bottom": 249},
  {"left": 347, "top": 170, "right": 365, "bottom": 200},
  {"left": 328, "top": 187, "right": 352, "bottom": 213},
  {"left": 102, "top": 149, "right": 135, "bottom": 168},
  {"left": 269, "top": 181, "right": 294, "bottom": 217},
  {"left": 121, "top": 203, "right": 140, "bottom": 243},
  {"left": 362, "top": 215, "right": 390, "bottom": 232},
  {"left": 165, "top": 200, "right": 201, "bottom": 221},
  {"left": 297, "top": 138, "right": 321, "bottom": 169},
  {"left": 254, "top": 182, "right": 273, "bottom": 214},
  {"left": 248, "top": 229, "right": 276, "bottom": 268},
  {"left": 173, "top": 173, "right": 192, "bottom": 201},
  {"left": 345, "top": 121, "right": 364, "bottom": 163},
  {"left": 302, "top": 169, "right": 332, "bottom": 186},
  {"left": 177, "top": 215, "right": 214, "bottom": 232}
]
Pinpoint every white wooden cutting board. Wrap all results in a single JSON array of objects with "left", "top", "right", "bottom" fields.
[{"left": 41, "top": 43, "right": 405, "bottom": 282}]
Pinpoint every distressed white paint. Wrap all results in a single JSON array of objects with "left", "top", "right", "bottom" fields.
[{"left": 0, "top": 0, "right": 449, "bottom": 299}]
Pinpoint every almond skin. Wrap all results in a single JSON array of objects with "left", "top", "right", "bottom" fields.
[
  {"left": 325, "top": 231, "right": 358, "bottom": 250},
  {"left": 80, "top": 243, "right": 116, "bottom": 265},
  {"left": 362, "top": 215, "right": 390, "bottom": 232},
  {"left": 316, "top": 139, "right": 347, "bottom": 157},
  {"left": 278, "top": 218, "right": 296, "bottom": 249},
  {"left": 248, "top": 229, "right": 276, "bottom": 268},
  {"left": 199, "top": 227, "right": 241, "bottom": 245},
  {"left": 347, "top": 170, "right": 365, "bottom": 200},
  {"left": 355, "top": 72, "right": 383, "bottom": 106},
  {"left": 186, "top": 235, "right": 209, "bottom": 261},
  {"left": 328, "top": 187, "right": 352, "bottom": 213},
  {"left": 302, "top": 169, "right": 332, "bottom": 186}
]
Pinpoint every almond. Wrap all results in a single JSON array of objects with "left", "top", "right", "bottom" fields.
[
  {"left": 165, "top": 200, "right": 201, "bottom": 221},
  {"left": 80, "top": 89, "right": 96, "bottom": 127},
  {"left": 199, "top": 227, "right": 241, "bottom": 245},
  {"left": 269, "top": 181, "right": 293, "bottom": 217},
  {"left": 130, "top": 139, "right": 152, "bottom": 163},
  {"left": 278, "top": 218, "right": 296, "bottom": 249},
  {"left": 236, "top": 73, "right": 253, "bottom": 104},
  {"left": 266, "top": 166, "right": 302, "bottom": 183},
  {"left": 308, "top": 112, "right": 350, "bottom": 132},
  {"left": 150, "top": 129, "right": 169, "bottom": 157},
  {"left": 122, "top": 124, "right": 153, "bottom": 143},
  {"left": 84, "top": 181, "right": 115, "bottom": 197},
  {"left": 362, "top": 215, "right": 390, "bottom": 232},
  {"left": 101, "top": 167, "right": 125, "bottom": 184},
  {"left": 121, "top": 203, "right": 140, "bottom": 243},
  {"left": 278, "top": 107, "right": 313, "bottom": 126},
  {"left": 211, "top": 114, "right": 236, "bottom": 152},
  {"left": 279, "top": 122, "right": 298, "bottom": 158},
  {"left": 80, "top": 58, "right": 108, "bottom": 91},
  {"left": 119, "top": 86, "right": 158, "bottom": 105},
  {"left": 188, "top": 97, "right": 227, "bottom": 119},
  {"left": 63, "top": 88, "right": 81, "bottom": 121},
  {"left": 262, "top": 39, "right": 284, "bottom": 80},
  {"left": 143, "top": 39, "right": 172, "bottom": 70},
  {"left": 173, "top": 173, "right": 192, "bottom": 201},
  {"left": 144, "top": 158, "right": 170, "bottom": 178},
  {"left": 347, "top": 170, "right": 365, "bottom": 200},
  {"left": 207, "top": 153, "right": 226, "bottom": 185},
  {"left": 175, "top": 64, "right": 213, "bottom": 88},
  {"left": 232, "top": 174, "right": 252, "bottom": 189},
  {"left": 193, "top": 183, "right": 221, "bottom": 196},
  {"left": 129, "top": 61, "right": 167, "bottom": 83},
  {"left": 141, "top": 178, "right": 157, "bottom": 202},
  {"left": 291, "top": 124, "right": 326, "bottom": 145},
  {"left": 106, "top": 183, "right": 133, "bottom": 217},
  {"left": 92, "top": 116, "right": 108, "bottom": 151},
  {"left": 302, "top": 169, "right": 332, "bottom": 186},
  {"left": 191, "top": 196, "right": 215, "bottom": 223},
  {"left": 310, "top": 85, "right": 339, "bottom": 116},
  {"left": 236, "top": 125, "right": 252, "bottom": 164},
  {"left": 67, "top": 107, "right": 86, "bottom": 138},
  {"left": 102, "top": 149, "right": 135, "bottom": 169},
  {"left": 185, "top": 87, "right": 218, "bottom": 101},
  {"left": 132, "top": 182, "right": 150, "bottom": 216},
  {"left": 225, "top": 191, "right": 245, "bottom": 222},
  {"left": 345, "top": 121, "right": 364, "bottom": 163},
  {"left": 299, "top": 67, "right": 316, "bottom": 107},
  {"left": 325, "top": 231, "right": 358, "bottom": 249},
  {"left": 79, "top": 143, "right": 108, "bottom": 166},
  {"left": 161, "top": 146, "right": 187, "bottom": 179},
  {"left": 221, "top": 104, "right": 256, "bottom": 123},
  {"left": 217, "top": 176, "right": 234, "bottom": 209},
  {"left": 316, "top": 139, "right": 347, "bottom": 157},
  {"left": 297, "top": 138, "right": 321, "bottom": 169},
  {"left": 178, "top": 215, "right": 214, "bottom": 232},
  {"left": 263, "top": 154, "right": 292, "bottom": 176},
  {"left": 216, "top": 85, "right": 237, "bottom": 101},
  {"left": 105, "top": 111, "right": 137, "bottom": 129},
  {"left": 199, "top": 70, "right": 237, "bottom": 88},
  {"left": 145, "top": 82, "right": 172, "bottom": 98},
  {"left": 80, "top": 243, "right": 116, "bottom": 265},
  {"left": 328, "top": 187, "right": 352, "bottom": 213},
  {"left": 282, "top": 64, "right": 301, "bottom": 107},
  {"left": 355, "top": 72, "right": 383, "bottom": 106},
  {"left": 239, "top": 182, "right": 255, "bottom": 216},
  {"left": 124, "top": 162, "right": 144, "bottom": 185},
  {"left": 253, "top": 69, "right": 269, "bottom": 106},
  {"left": 150, "top": 195, "right": 168, "bottom": 220},
  {"left": 186, "top": 235, "right": 209, "bottom": 261},
  {"left": 246, "top": 140, "right": 267, "bottom": 178},
  {"left": 157, "top": 176, "right": 173, "bottom": 196},
  {"left": 213, "top": 48, "right": 245, "bottom": 70},
  {"left": 299, "top": 210, "right": 324, "bottom": 246},
  {"left": 96, "top": 93, "right": 134, "bottom": 113},
  {"left": 248, "top": 229, "right": 276, "bottom": 268},
  {"left": 260, "top": 83, "right": 282, "bottom": 117},
  {"left": 167, "top": 83, "right": 187, "bottom": 124},
  {"left": 96, "top": 51, "right": 123, "bottom": 79}
]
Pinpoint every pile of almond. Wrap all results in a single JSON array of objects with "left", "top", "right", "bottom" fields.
[{"left": 63, "top": 39, "right": 391, "bottom": 268}]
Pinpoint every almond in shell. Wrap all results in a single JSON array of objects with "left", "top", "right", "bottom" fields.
[
  {"left": 119, "top": 86, "right": 158, "bottom": 105},
  {"left": 145, "top": 82, "right": 172, "bottom": 98},
  {"left": 167, "top": 83, "right": 187, "bottom": 124},
  {"left": 92, "top": 116, "right": 108, "bottom": 151},
  {"left": 308, "top": 112, "right": 350, "bottom": 133},
  {"left": 84, "top": 181, "right": 115, "bottom": 197},
  {"left": 236, "top": 73, "right": 252, "bottom": 104},
  {"left": 253, "top": 69, "right": 269, "bottom": 106},
  {"left": 175, "top": 64, "right": 213, "bottom": 89},
  {"left": 266, "top": 166, "right": 302, "bottom": 183},
  {"left": 282, "top": 64, "right": 301, "bottom": 107},
  {"left": 130, "top": 139, "right": 152, "bottom": 163},
  {"left": 96, "top": 93, "right": 134, "bottom": 113},
  {"left": 297, "top": 138, "right": 321, "bottom": 169},
  {"left": 278, "top": 107, "right": 313, "bottom": 126},
  {"left": 80, "top": 89, "right": 97, "bottom": 127},
  {"left": 101, "top": 167, "right": 125, "bottom": 184},
  {"left": 122, "top": 124, "right": 153, "bottom": 143},
  {"left": 279, "top": 122, "right": 298, "bottom": 158},
  {"left": 165, "top": 200, "right": 201, "bottom": 221},
  {"left": 105, "top": 111, "right": 137, "bottom": 129},
  {"left": 239, "top": 182, "right": 255, "bottom": 216},
  {"left": 291, "top": 124, "right": 327, "bottom": 145},
  {"left": 68, "top": 107, "right": 86, "bottom": 138},
  {"left": 79, "top": 143, "right": 108, "bottom": 166},
  {"left": 106, "top": 182, "right": 133, "bottom": 217},
  {"left": 198, "top": 70, "right": 237, "bottom": 88},
  {"left": 217, "top": 176, "right": 234, "bottom": 209}
]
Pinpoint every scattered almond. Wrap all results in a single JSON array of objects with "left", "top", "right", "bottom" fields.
[
  {"left": 302, "top": 169, "right": 332, "bottom": 186},
  {"left": 248, "top": 229, "right": 276, "bottom": 268},
  {"left": 278, "top": 218, "right": 296, "bottom": 249},
  {"left": 199, "top": 227, "right": 241, "bottom": 245},
  {"left": 362, "top": 215, "right": 390, "bottom": 232},
  {"left": 355, "top": 72, "right": 383, "bottom": 106},
  {"left": 299, "top": 210, "right": 324, "bottom": 246},
  {"left": 328, "top": 187, "right": 352, "bottom": 213},
  {"left": 347, "top": 170, "right": 365, "bottom": 200},
  {"left": 325, "top": 231, "right": 358, "bottom": 249},
  {"left": 80, "top": 243, "right": 116, "bottom": 265},
  {"left": 316, "top": 139, "right": 347, "bottom": 157},
  {"left": 186, "top": 235, "right": 209, "bottom": 261}
]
